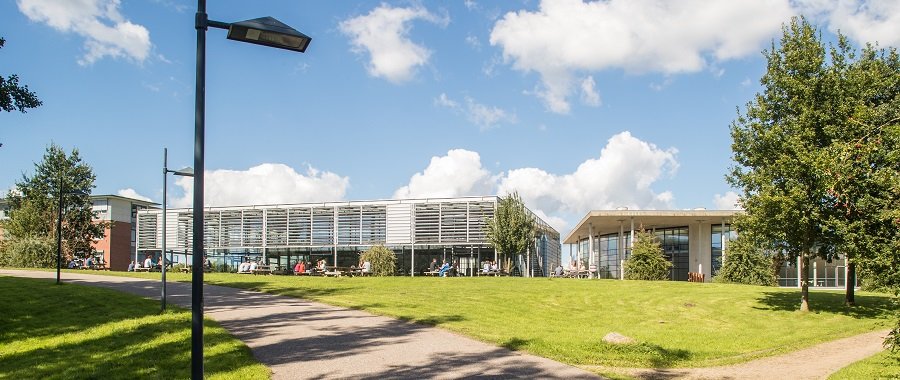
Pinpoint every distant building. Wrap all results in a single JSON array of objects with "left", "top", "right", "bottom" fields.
[
  {"left": 0, "top": 195, "right": 157, "bottom": 271},
  {"left": 565, "top": 209, "right": 857, "bottom": 288},
  {"left": 134, "top": 196, "right": 561, "bottom": 276}
]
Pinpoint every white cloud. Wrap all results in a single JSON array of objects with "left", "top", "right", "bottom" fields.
[
  {"left": 339, "top": 4, "right": 448, "bottom": 83},
  {"left": 170, "top": 163, "right": 349, "bottom": 208},
  {"left": 393, "top": 149, "right": 496, "bottom": 199},
  {"left": 17, "top": 0, "right": 151, "bottom": 65},
  {"left": 797, "top": 0, "right": 900, "bottom": 48},
  {"left": 116, "top": 188, "right": 152, "bottom": 202},
  {"left": 435, "top": 93, "right": 517, "bottom": 129},
  {"left": 394, "top": 132, "right": 679, "bottom": 232},
  {"left": 489, "top": 0, "right": 793, "bottom": 113},
  {"left": 713, "top": 191, "right": 743, "bottom": 210},
  {"left": 579, "top": 76, "right": 600, "bottom": 106}
]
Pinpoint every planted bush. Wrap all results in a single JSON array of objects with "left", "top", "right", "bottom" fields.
[
  {"left": 360, "top": 245, "right": 397, "bottom": 276},
  {"left": 715, "top": 235, "right": 776, "bottom": 286},
  {"left": 623, "top": 230, "right": 671, "bottom": 281}
]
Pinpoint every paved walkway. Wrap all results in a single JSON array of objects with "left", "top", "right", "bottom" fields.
[{"left": 1, "top": 270, "right": 598, "bottom": 379}]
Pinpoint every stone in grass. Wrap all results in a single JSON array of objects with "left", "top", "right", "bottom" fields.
[{"left": 603, "top": 332, "right": 636, "bottom": 345}]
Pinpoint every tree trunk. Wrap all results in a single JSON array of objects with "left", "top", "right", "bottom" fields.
[
  {"left": 800, "top": 253, "right": 810, "bottom": 312},
  {"left": 844, "top": 261, "right": 856, "bottom": 306}
]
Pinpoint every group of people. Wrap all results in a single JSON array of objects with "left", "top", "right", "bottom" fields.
[
  {"left": 481, "top": 260, "right": 500, "bottom": 273},
  {"left": 291, "top": 258, "right": 372, "bottom": 276},
  {"left": 237, "top": 259, "right": 261, "bottom": 273},
  {"left": 68, "top": 256, "right": 102, "bottom": 269},
  {"left": 429, "top": 258, "right": 459, "bottom": 277}
]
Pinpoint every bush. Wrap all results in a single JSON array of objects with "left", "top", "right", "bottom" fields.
[
  {"left": 623, "top": 230, "right": 671, "bottom": 281},
  {"left": 0, "top": 236, "right": 56, "bottom": 268},
  {"left": 714, "top": 235, "right": 776, "bottom": 286},
  {"left": 360, "top": 245, "right": 396, "bottom": 276}
]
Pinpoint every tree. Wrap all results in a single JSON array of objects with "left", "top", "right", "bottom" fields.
[
  {"left": 2, "top": 144, "right": 105, "bottom": 266},
  {"left": 623, "top": 229, "right": 671, "bottom": 281},
  {"left": 359, "top": 245, "right": 396, "bottom": 277},
  {"left": 1, "top": 37, "right": 42, "bottom": 113},
  {"left": 485, "top": 192, "right": 535, "bottom": 273},
  {"left": 728, "top": 17, "right": 851, "bottom": 312},
  {"left": 714, "top": 232, "right": 777, "bottom": 286}
]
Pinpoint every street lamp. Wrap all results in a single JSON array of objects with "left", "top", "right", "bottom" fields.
[
  {"left": 193, "top": 2, "right": 310, "bottom": 377},
  {"left": 161, "top": 147, "right": 193, "bottom": 312},
  {"left": 56, "top": 185, "right": 88, "bottom": 285}
]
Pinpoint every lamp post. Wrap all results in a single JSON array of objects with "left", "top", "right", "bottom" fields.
[
  {"left": 193, "top": 2, "right": 310, "bottom": 377},
  {"left": 56, "top": 176, "right": 88, "bottom": 285},
  {"left": 162, "top": 147, "right": 193, "bottom": 312}
]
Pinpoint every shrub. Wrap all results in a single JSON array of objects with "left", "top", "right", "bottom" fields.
[
  {"left": 714, "top": 235, "right": 777, "bottom": 286},
  {"left": 360, "top": 245, "right": 396, "bottom": 276},
  {"left": 0, "top": 236, "right": 55, "bottom": 268},
  {"left": 623, "top": 230, "right": 671, "bottom": 281}
]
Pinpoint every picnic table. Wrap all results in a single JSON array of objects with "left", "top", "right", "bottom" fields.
[{"left": 251, "top": 264, "right": 273, "bottom": 275}]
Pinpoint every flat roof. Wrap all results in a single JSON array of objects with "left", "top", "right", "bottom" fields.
[{"left": 563, "top": 209, "right": 742, "bottom": 244}]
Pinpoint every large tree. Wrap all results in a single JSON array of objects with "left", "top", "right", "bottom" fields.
[
  {"left": 485, "top": 192, "right": 535, "bottom": 273},
  {"left": 0, "top": 37, "right": 42, "bottom": 113},
  {"left": 2, "top": 144, "right": 104, "bottom": 266},
  {"left": 729, "top": 18, "right": 847, "bottom": 312}
]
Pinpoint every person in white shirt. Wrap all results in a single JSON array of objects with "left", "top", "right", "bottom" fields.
[
  {"left": 143, "top": 255, "right": 154, "bottom": 269},
  {"left": 362, "top": 260, "right": 372, "bottom": 274}
]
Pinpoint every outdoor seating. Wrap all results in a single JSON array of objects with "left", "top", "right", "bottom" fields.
[
  {"left": 251, "top": 264, "right": 272, "bottom": 275},
  {"left": 688, "top": 272, "right": 705, "bottom": 282},
  {"left": 423, "top": 270, "right": 440, "bottom": 276}
]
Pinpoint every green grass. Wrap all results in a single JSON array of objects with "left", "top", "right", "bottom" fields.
[
  {"left": 829, "top": 350, "right": 900, "bottom": 379},
  {"left": 43, "top": 269, "right": 898, "bottom": 369},
  {"left": 0, "top": 276, "right": 269, "bottom": 380}
]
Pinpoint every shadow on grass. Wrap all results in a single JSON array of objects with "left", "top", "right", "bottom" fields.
[
  {"left": 755, "top": 290, "right": 894, "bottom": 319},
  {"left": 0, "top": 277, "right": 263, "bottom": 379}
]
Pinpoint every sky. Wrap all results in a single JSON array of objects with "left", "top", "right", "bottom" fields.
[{"left": 2, "top": 0, "right": 900, "bottom": 236}]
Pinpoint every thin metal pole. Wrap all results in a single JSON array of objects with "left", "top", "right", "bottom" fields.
[
  {"left": 193, "top": 0, "right": 207, "bottom": 377},
  {"left": 162, "top": 148, "right": 168, "bottom": 312},
  {"left": 56, "top": 174, "right": 63, "bottom": 285}
]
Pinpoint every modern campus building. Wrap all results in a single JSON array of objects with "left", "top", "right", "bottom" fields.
[
  {"left": 0, "top": 195, "right": 157, "bottom": 271},
  {"left": 134, "top": 196, "right": 561, "bottom": 276},
  {"left": 564, "top": 209, "right": 857, "bottom": 287}
]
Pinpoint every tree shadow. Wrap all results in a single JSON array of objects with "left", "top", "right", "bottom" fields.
[{"left": 755, "top": 290, "right": 894, "bottom": 319}]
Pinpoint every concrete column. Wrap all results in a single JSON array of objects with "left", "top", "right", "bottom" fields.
[
  {"left": 411, "top": 244, "right": 415, "bottom": 277},
  {"left": 813, "top": 261, "right": 818, "bottom": 287},
  {"left": 588, "top": 223, "right": 594, "bottom": 279}
]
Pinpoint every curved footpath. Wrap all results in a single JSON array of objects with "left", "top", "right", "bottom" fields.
[
  {"left": 1, "top": 270, "right": 598, "bottom": 379},
  {"left": 3, "top": 270, "right": 890, "bottom": 380}
]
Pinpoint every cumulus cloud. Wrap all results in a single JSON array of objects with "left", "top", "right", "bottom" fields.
[
  {"left": 17, "top": 0, "right": 151, "bottom": 65},
  {"left": 393, "top": 149, "right": 496, "bottom": 199},
  {"left": 489, "top": 0, "right": 793, "bottom": 113},
  {"left": 169, "top": 163, "right": 349, "bottom": 208},
  {"left": 435, "top": 93, "right": 517, "bottom": 130},
  {"left": 713, "top": 191, "right": 743, "bottom": 210},
  {"left": 339, "top": 4, "right": 448, "bottom": 83},
  {"left": 394, "top": 132, "right": 679, "bottom": 232},
  {"left": 797, "top": 0, "right": 900, "bottom": 47},
  {"left": 116, "top": 188, "right": 152, "bottom": 202}
]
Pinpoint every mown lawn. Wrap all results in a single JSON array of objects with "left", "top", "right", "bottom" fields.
[
  {"left": 0, "top": 276, "right": 268, "bottom": 380},
  {"left": 101, "top": 270, "right": 894, "bottom": 369},
  {"left": 829, "top": 350, "right": 900, "bottom": 379}
]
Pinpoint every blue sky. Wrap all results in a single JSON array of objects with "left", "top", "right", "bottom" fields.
[{"left": 3, "top": 0, "right": 899, "bottom": 234}]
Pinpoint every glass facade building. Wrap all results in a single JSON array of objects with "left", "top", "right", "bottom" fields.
[{"left": 135, "top": 196, "right": 561, "bottom": 276}]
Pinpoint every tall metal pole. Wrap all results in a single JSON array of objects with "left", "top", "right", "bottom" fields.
[
  {"left": 56, "top": 176, "right": 63, "bottom": 285},
  {"left": 161, "top": 148, "right": 168, "bottom": 312},
  {"left": 193, "top": 0, "right": 207, "bottom": 377}
]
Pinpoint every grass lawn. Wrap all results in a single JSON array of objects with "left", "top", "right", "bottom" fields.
[
  {"left": 97, "top": 270, "right": 894, "bottom": 369},
  {"left": 829, "top": 350, "right": 900, "bottom": 379},
  {"left": 0, "top": 276, "right": 269, "bottom": 380}
]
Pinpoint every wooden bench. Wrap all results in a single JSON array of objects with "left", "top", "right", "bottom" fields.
[
  {"left": 251, "top": 265, "right": 272, "bottom": 275},
  {"left": 134, "top": 267, "right": 152, "bottom": 273},
  {"left": 688, "top": 272, "right": 705, "bottom": 282}
]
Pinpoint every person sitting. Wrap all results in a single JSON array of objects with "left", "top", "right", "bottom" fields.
[
  {"left": 83, "top": 256, "right": 94, "bottom": 269},
  {"left": 316, "top": 259, "right": 326, "bottom": 272},
  {"left": 237, "top": 260, "right": 252, "bottom": 273},
  {"left": 482, "top": 261, "right": 490, "bottom": 273},
  {"left": 127, "top": 260, "right": 135, "bottom": 272},
  {"left": 203, "top": 255, "right": 212, "bottom": 271},
  {"left": 449, "top": 260, "right": 459, "bottom": 277},
  {"left": 428, "top": 258, "right": 438, "bottom": 272},
  {"left": 294, "top": 261, "right": 306, "bottom": 275},
  {"left": 68, "top": 259, "right": 78, "bottom": 269},
  {"left": 554, "top": 264, "right": 564, "bottom": 277},
  {"left": 490, "top": 261, "right": 499, "bottom": 272},
  {"left": 438, "top": 261, "right": 451, "bottom": 277},
  {"left": 249, "top": 261, "right": 258, "bottom": 272},
  {"left": 143, "top": 255, "right": 154, "bottom": 270},
  {"left": 361, "top": 260, "right": 372, "bottom": 275}
]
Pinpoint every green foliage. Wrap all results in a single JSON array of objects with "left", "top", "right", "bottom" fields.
[
  {"left": 623, "top": 230, "right": 671, "bottom": 281},
  {"left": 1, "top": 144, "right": 105, "bottom": 266},
  {"left": 0, "top": 235, "right": 54, "bottom": 268},
  {"left": 485, "top": 192, "right": 535, "bottom": 265},
  {"left": 715, "top": 234, "right": 777, "bottom": 286},
  {"left": 360, "top": 245, "right": 396, "bottom": 276},
  {"left": 0, "top": 37, "right": 42, "bottom": 113}
]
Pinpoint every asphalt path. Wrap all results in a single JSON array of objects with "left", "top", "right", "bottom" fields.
[{"left": 2, "top": 270, "right": 600, "bottom": 379}]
